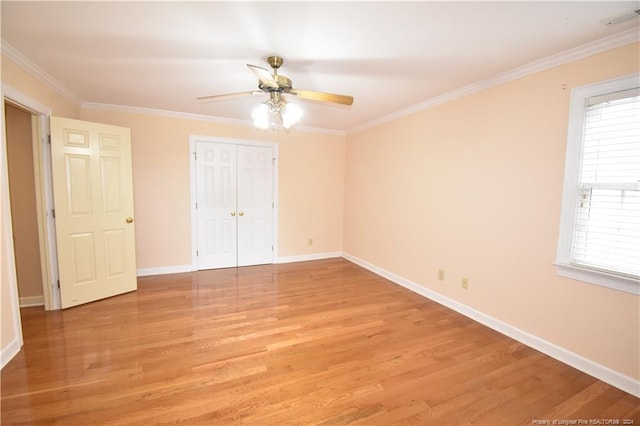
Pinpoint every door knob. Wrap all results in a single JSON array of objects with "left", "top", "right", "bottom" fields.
[
  {"left": 238, "top": 211, "right": 244, "bottom": 217},
  {"left": 230, "top": 211, "right": 236, "bottom": 216},
  {"left": 126, "top": 217, "right": 134, "bottom": 223}
]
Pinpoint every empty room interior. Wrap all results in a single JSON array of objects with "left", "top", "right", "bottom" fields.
[{"left": 1, "top": 1, "right": 639, "bottom": 424}]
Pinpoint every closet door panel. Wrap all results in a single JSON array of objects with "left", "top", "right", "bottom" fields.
[
  {"left": 195, "top": 142, "right": 237, "bottom": 269},
  {"left": 237, "top": 145, "right": 274, "bottom": 267}
]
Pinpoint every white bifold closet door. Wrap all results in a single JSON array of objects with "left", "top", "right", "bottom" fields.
[{"left": 195, "top": 141, "right": 274, "bottom": 269}]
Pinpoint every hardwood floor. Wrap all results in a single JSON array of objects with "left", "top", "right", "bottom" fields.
[{"left": 2, "top": 258, "right": 638, "bottom": 425}]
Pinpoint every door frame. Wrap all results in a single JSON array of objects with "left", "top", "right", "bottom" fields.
[
  {"left": 2, "top": 83, "right": 60, "bottom": 311},
  {"left": 189, "top": 135, "right": 279, "bottom": 270}
]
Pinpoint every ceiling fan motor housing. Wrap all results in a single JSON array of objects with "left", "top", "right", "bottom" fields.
[{"left": 259, "top": 75, "right": 292, "bottom": 92}]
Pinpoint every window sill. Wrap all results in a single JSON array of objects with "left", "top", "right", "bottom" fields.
[{"left": 554, "top": 262, "right": 639, "bottom": 295}]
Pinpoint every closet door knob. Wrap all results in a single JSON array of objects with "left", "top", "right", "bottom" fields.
[
  {"left": 238, "top": 211, "right": 244, "bottom": 217},
  {"left": 230, "top": 211, "right": 236, "bottom": 216},
  {"left": 126, "top": 217, "right": 134, "bottom": 223}
]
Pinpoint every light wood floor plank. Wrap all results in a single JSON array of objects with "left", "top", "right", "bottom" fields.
[{"left": 1, "top": 258, "right": 638, "bottom": 425}]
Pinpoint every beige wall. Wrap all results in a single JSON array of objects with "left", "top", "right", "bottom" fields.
[
  {"left": 79, "top": 109, "right": 345, "bottom": 269},
  {"left": 343, "top": 43, "right": 640, "bottom": 380},
  {"left": 5, "top": 103, "right": 44, "bottom": 299}
]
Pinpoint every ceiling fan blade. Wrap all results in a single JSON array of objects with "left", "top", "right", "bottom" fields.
[
  {"left": 288, "top": 89, "right": 353, "bottom": 106},
  {"left": 197, "top": 91, "right": 262, "bottom": 103},
  {"left": 247, "top": 64, "right": 279, "bottom": 89}
]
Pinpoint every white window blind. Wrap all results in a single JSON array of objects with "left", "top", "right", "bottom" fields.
[{"left": 572, "top": 89, "right": 640, "bottom": 278}]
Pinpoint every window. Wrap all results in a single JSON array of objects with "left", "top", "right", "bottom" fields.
[{"left": 556, "top": 74, "right": 640, "bottom": 295}]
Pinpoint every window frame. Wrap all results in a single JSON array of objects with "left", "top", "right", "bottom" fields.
[{"left": 555, "top": 73, "right": 640, "bottom": 296}]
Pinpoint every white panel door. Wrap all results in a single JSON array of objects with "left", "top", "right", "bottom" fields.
[
  {"left": 237, "top": 145, "right": 274, "bottom": 267},
  {"left": 195, "top": 142, "right": 238, "bottom": 269},
  {"left": 50, "top": 117, "right": 137, "bottom": 309},
  {"left": 194, "top": 141, "right": 274, "bottom": 270}
]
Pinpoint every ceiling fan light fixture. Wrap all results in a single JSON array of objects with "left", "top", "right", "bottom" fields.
[
  {"left": 199, "top": 56, "right": 351, "bottom": 129},
  {"left": 252, "top": 96, "right": 303, "bottom": 130}
]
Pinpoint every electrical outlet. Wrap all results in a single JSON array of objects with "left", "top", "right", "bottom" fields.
[
  {"left": 462, "top": 277, "right": 469, "bottom": 289},
  {"left": 308, "top": 238, "right": 313, "bottom": 246},
  {"left": 438, "top": 269, "right": 445, "bottom": 281}
]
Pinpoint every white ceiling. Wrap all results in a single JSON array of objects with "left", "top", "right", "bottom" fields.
[{"left": 2, "top": 1, "right": 638, "bottom": 132}]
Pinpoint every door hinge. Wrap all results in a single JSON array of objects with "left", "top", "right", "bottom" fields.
[
  {"left": 52, "top": 209, "right": 56, "bottom": 218},
  {"left": 272, "top": 158, "right": 276, "bottom": 164},
  {"left": 272, "top": 202, "right": 274, "bottom": 209},
  {"left": 196, "top": 250, "right": 199, "bottom": 257},
  {"left": 193, "top": 152, "right": 197, "bottom": 160},
  {"left": 56, "top": 279, "right": 60, "bottom": 289},
  {"left": 195, "top": 202, "right": 198, "bottom": 209},
  {"left": 272, "top": 245, "right": 274, "bottom": 252},
  {"left": 47, "top": 134, "right": 51, "bottom": 144}
]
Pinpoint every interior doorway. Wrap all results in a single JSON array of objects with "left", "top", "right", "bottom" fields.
[
  {"left": 4, "top": 102, "right": 44, "bottom": 307},
  {"left": 3, "top": 87, "right": 60, "bottom": 311}
]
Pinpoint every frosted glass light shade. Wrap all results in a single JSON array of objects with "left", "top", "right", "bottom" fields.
[
  {"left": 252, "top": 98, "right": 302, "bottom": 130},
  {"left": 252, "top": 103, "right": 270, "bottom": 129},
  {"left": 282, "top": 103, "right": 303, "bottom": 129}
]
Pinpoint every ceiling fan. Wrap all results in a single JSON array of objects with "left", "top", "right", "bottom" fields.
[{"left": 197, "top": 56, "right": 353, "bottom": 129}]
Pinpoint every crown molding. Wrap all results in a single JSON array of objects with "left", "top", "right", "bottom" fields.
[
  {"left": 81, "top": 102, "right": 346, "bottom": 136},
  {"left": 348, "top": 28, "right": 640, "bottom": 134},
  {"left": 1, "top": 40, "right": 83, "bottom": 106}
]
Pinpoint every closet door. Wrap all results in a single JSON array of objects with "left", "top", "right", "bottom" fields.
[
  {"left": 195, "top": 142, "right": 237, "bottom": 269},
  {"left": 237, "top": 145, "right": 274, "bottom": 266},
  {"left": 195, "top": 141, "right": 274, "bottom": 270}
]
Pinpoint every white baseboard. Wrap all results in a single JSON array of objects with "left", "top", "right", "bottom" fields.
[
  {"left": 342, "top": 252, "right": 640, "bottom": 398},
  {"left": 136, "top": 251, "right": 342, "bottom": 277},
  {"left": 136, "top": 265, "right": 194, "bottom": 277},
  {"left": 136, "top": 254, "right": 344, "bottom": 277},
  {"left": 276, "top": 252, "right": 342, "bottom": 264},
  {"left": 19, "top": 295, "right": 44, "bottom": 307},
  {"left": 0, "top": 336, "right": 22, "bottom": 370}
]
